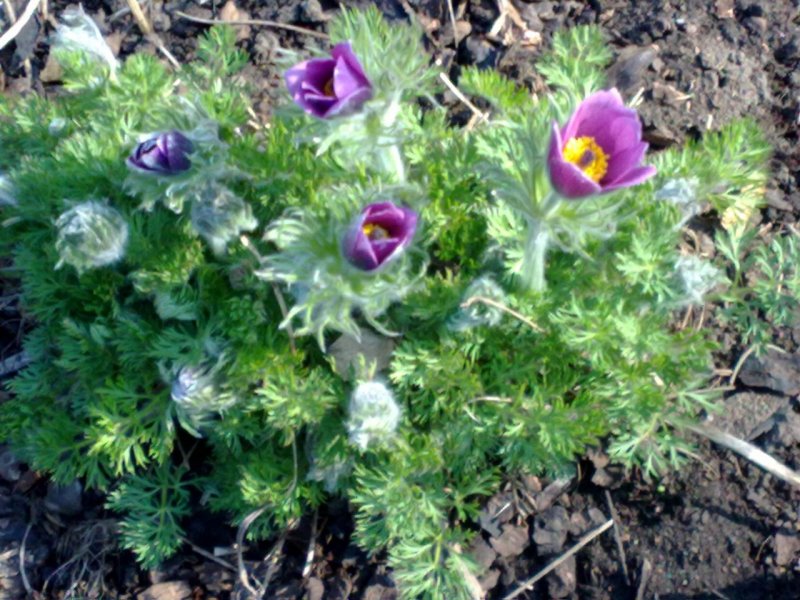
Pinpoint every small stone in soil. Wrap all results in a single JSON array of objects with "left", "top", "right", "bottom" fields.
[
  {"left": 547, "top": 555, "right": 577, "bottom": 598},
  {"left": 490, "top": 522, "right": 530, "bottom": 558},
  {"left": 478, "top": 491, "right": 514, "bottom": 537},
  {"left": 479, "top": 568, "right": 501, "bottom": 592},
  {"left": 45, "top": 480, "right": 83, "bottom": 516},
  {"left": 136, "top": 581, "right": 192, "bottom": 600},
  {"left": 470, "top": 536, "right": 498, "bottom": 569},
  {"left": 0, "top": 447, "right": 21, "bottom": 482},
  {"left": 773, "top": 531, "right": 800, "bottom": 566},
  {"left": 306, "top": 576, "right": 325, "bottom": 600},
  {"left": 363, "top": 573, "right": 398, "bottom": 600},
  {"left": 459, "top": 36, "right": 498, "bottom": 69},
  {"left": 533, "top": 505, "right": 569, "bottom": 556},
  {"left": 740, "top": 349, "right": 800, "bottom": 396}
]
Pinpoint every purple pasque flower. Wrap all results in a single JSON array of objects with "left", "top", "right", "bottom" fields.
[
  {"left": 127, "top": 130, "right": 194, "bottom": 176},
  {"left": 342, "top": 201, "right": 418, "bottom": 271},
  {"left": 547, "top": 88, "right": 656, "bottom": 199},
  {"left": 285, "top": 42, "right": 373, "bottom": 119}
]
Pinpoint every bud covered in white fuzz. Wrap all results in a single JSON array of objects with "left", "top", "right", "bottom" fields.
[
  {"left": 346, "top": 381, "right": 401, "bottom": 450},
  {"left": 189, "top": 183, "right": 257, "bottom": 254},
  {"left": 675, "top": 254, "right": 721, "bottom": 305},
  {"left": 170, "top": 363, "right": 236, "bottom": 437},
  {"left": 55, "top": 200, "right": 128, "bottom": 274},
  {"left": 656, "top": 177, "right": 700, "bottom": 228},
  {"left": 449, "top": 275, "right": 505, "bottom": 332},
  {"left": 53, "top": 6, "right": 118, "bottom": 73},
  {"left": 48, "top": 117, "right": 69, "bottom": 138},
  {"left": 0, "top": 175, "right": 16, "bottom": 206}
]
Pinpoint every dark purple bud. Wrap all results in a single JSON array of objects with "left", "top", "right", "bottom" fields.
[
  {"left": 126, "top": 130, "right": 194, "bottom": 176},
  {"left": 285, "top": 42, "right": 373, "bottom": 119},
  {"left": 342, "top": 201, "right": 418, "bottom": 271},
  {"left": 547, "top": 88, "right": 656, "bottom": 199}
]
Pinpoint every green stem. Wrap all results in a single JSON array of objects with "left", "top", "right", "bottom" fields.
[
  {"left": 386, "top": 143, "right": 406, "bottom": 183},
  {"left": 520, "top": 219, "right": 550, "bottom": 292}
]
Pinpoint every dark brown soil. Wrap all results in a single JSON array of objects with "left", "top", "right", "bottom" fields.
[{"left": 1, "top": 0, "right": 800, "bottom": 598}]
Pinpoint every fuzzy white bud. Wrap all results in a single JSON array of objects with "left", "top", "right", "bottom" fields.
[
  {"left": 0, "top": 175, "right": 17, "bottom": 206},
  {"left": 55, "top": 200, "right": 128, "bottom": 274},
  {"left": 53, "top": 6, "right": 118, "bottom": 73},
  {"left": 190, "top": 183, "right": 257, "bottom": 254},
  {"left": 675, "top": 254, "right": 721, "bottom": 305},
  {"left": 346, "top": 381, "right": 401, "bottom": 450},
  {"left": 170, "top": 363, "right": 236, "bottom": 437},
  {"left": 656, "top": 177, "right": 701, "bottom": 228}
]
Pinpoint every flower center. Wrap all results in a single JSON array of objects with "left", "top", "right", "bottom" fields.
[
  {"left": 322, "top": 78, "right": 335, "bottom": 97},
  {"left": 362, "top": 223, "right": 389, "bottom": 240},
  {"left": 562, "top": 136, "right": 609, "bottom": 183}
]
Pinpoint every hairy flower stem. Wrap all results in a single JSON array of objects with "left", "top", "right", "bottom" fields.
[
  {"left": 379, "top": 95, "right": 406, "bottom": 182},
  {"left": 521, "top": 220, "right": 550, "bottom": 292},
  {"left": 520, "top": 192, "right": 559, "bottom": 292}
]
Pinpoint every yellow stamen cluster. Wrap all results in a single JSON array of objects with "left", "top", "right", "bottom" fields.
[
  {"left": 363, "top": 223, "right": 388, "bottom": 240},
  {"left": 322, "top": 78, "right": 335, "bottom": 97},
  {"left": 562, "top": 136, "right": 609, "bottom": 183}
]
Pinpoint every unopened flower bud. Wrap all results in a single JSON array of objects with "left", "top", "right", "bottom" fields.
[
  {"left": 48, "top": 117, "right": 69, "bottom": 138},
  {"left": 190, "top": 183, "right": 257, "bottom": 254},
  {"left": 656, "top": 177, "right": 700, "bottom": 227},
  {"left": 55, "top": 200, "right": 128, "bottom": 274},
  {"left": 127, "top": 131, "right": 194, "bottom": 176},
  {"left": 53, "top": 5, "right": 118, "bottom": 72},
  {"left": 0, "top": 175, "right": 17, "bottom": 206},
  {"left": 675, "top": 254, "right": 721, "bottom": 305},
  {"left": 346, "top": 381, "right": 401, "bottom": 450}
]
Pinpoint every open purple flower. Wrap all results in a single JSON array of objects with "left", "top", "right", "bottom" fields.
[
  {"left": 342, "top": 201, "right": 418, "bottom": 271},
  {"left": 547, "top": 89, "right": 656, "bottom": 199},
  {"left": 127, "top": 130, "right": 194, "bottom": 176},
  {"left": 285, "top": 42, "right": 373, "bottom": 119}
]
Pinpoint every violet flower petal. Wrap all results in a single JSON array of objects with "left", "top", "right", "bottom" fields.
[
  {"left": 285, "top": 42, "right": 372, "bottom": 119},
  {"left": 342, "top": 202, "right": 418, "bottom": 271},
  {"left": 547, "top": 89, "right": 655, "bottom": 199},
  {"left": 601, "top": 165, "right": 658, "bottom": 193},
  {"left": 127, "top": 130, "right": 193, "bottom": 176},
  {"left": 602, "top": 142, "right": 649, "bottom": 185},
  {"left": 546, "top": 123, "right": 602, "bottom": 199}
]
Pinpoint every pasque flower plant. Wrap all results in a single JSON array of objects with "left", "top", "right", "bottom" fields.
[{"left": 0, "top": 9, "right": 784, "bottom": 600}]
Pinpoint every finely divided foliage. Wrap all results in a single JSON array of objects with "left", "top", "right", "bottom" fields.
[{"left": 0, "top": 7, "right": 792, "bottom": 598}]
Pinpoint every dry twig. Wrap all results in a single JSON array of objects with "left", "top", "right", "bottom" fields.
[
  {"left": 502, "top": 519, "right": 614, "bottom": 599},
  {"left": 19, "top": 523, "right": 33, "bottom": 595},
  {"left": 174, "top": 10, "right": 328, "bottom": 39},
  {"left": 125, "top": 0, "right": 181, "bottom": 69},
  {"left": 687, "top": 423, "right": 800, "bottom": 489},
  {"left": 438, "top": 72, "right": 489, "bottom": 127},
  {"left": 461, "top": 295, "right": 543, "bottom": 332},
  {"left": 728, "top": 345, "right": 755, "bottom": 386},
  {"left": 234, "top": 438, "right": 298, "bottom": 597},
  {"left": 604, "top": 490, "right": 630, "bottom": 584},
  {"left": 0, "top": 0, "right": 40, "bottom": 51},
  {"left": 634, "top": 558, "right": 652, "bottom": 600}
]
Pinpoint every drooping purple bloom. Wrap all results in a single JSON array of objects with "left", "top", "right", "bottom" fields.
[
  {"left": 547, "top": 89, "right": 656, "bottom": 199},
  {"left": 127, "top": 130, "right": 194, "bottom": 176},
  {"left": 342, "top": 201, "right": 418, "bottom": 271},
  {"left": 285, "top": 42, "right": 373, "bottom": 119}
]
